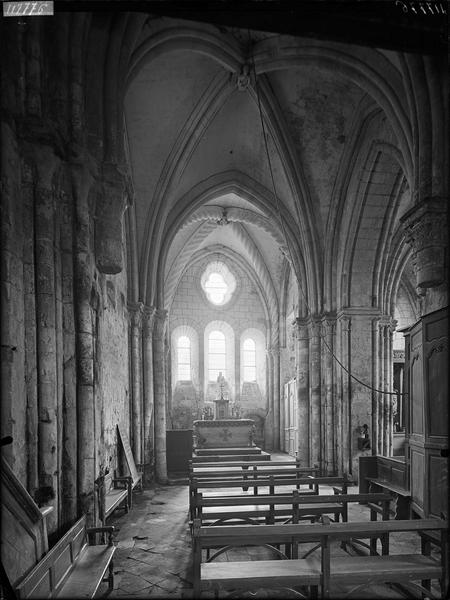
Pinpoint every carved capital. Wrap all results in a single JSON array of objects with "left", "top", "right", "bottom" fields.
[
  {"left": 379, "top": 315, "right": 396, "bottom": 334},
  {"left": 128, "top": 302, "right": 144, "bottom": 330},
  {"left": 153, "top": 308, "right": 168, "bottom": 338},
  {"left": 308, "top": 319, "right": 321, "bottom": 338},
  {"left": 400, "top": 197, "right": 448, "bottom": 290},
  {"left": 142, "top": 305, "right": 156, "bottom": 336},
  {"left": 321, "top": 314, "right": 337, "bottom": 336},
  {"left": 268, "top": 345, "right": 280, "bottom": 358},
  {"left": 292, "top": 317, "right": 309, "bottom": 339}
]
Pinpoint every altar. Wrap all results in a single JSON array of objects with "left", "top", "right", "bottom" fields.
[
  {"left": 192, "top": 374, "right": 269, "bottom": 461},
  {"left": 193, "top": 418, "right": 255, "bottom": 449}
]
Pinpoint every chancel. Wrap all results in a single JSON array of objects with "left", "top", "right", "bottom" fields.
[{"left": 0, "top": 1, "right": 448, "bottom": 598}]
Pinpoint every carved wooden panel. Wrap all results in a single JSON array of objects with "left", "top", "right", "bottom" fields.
[
  {"left": 1, "top": 458, "right": 49, "bottom": 587},
  {"left": 428, "top": 454, "right": 448, "bottom": 518},
  {"left": 410, "top": 448, "right": 424, "bottom": 509},
  {"left": 410, "top": 358, "right": 424, "bottom": 434},
  {"left": 424, "top": 309, "right": 448, "bottom": 440},
  {"left": 426, "top": 341, "right": 448, "bottom": 436}
]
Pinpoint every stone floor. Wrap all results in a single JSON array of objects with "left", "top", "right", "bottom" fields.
[{"left": 103, "top": 454, "right": 440, "bottom": 599}]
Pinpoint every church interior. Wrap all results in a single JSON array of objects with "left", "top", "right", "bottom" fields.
[{"left": 1, "top": 1, "right": 448, "bottom": 598}]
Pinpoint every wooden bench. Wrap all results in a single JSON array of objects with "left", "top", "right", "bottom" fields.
[
  {"left": 190, "top": 462, "right": 320, "bottom": 493},
  {"left": 102, "top": 472, "right": 131, "bottom": 522},
  {"left": 192, "top": 517, "right": 449, "bottom": 598},
  {"left": 192, "top": 491, "right": 391, "bottom": 529},
  {"left": 366, "top": 477, "right": 411, "bottom": 519},
  {"left": 190, "top": 462, "right": 320, "bottom": 480},
  {"left": 189, "top": 474, "right": 352, "bottom": 521},
  {"left": 15, "top": 515, "right": 116, "bottom": 599}
]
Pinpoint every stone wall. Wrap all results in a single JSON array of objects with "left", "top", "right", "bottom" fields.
[{"left": 0, "top": 19, "right": 132, "bottom": 533}]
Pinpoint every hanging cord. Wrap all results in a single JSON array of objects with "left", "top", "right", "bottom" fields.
[{"left": 247, "top": 35, "right": 403, "bottom": 398}]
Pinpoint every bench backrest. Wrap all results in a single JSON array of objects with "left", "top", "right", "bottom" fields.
[
  {"left": 189, "top": 468, "right": 320, "bottom": 480},
  {"left": 193, "top": 491, "right": 391, "bottom": 509},
  {"left": 190, "top": 475, "right": 351, "bottom": 492},
  {"left": 190, "top": 460, "right": 320, "bottom": 471},
  {"left": 15, "top": 516, "right": 87, "bottom": 599},
  {"left": 193, "top": 517, "right": 449, "bottom": 548}
]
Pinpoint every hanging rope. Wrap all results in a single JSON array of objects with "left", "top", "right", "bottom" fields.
[{"left": 247, "top": 34, "right": 404, "bottom": 398}]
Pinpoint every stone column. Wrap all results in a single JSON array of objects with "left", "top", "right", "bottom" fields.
[
  {"left": 264, "top": 349, "right": 274, "bottom": 450},
  {"left": 33, "top": 146, "right": 60, "bottom": 532},
  {"left": 153, "top": 309, "right": 168, "bottom": 483},
  {"left": 142, "top": 306, "right": 156, "bottom": 484},
  {"left": 386, "top": 318, "right": 396, "bottom": 457},
  {"left": 322, "top": 316, "right": 336, "bottom": 475},
  {"left": 234, "top": 335, "right": 241, "bottom": 406},
  {"left": 128, "top": 302, "right": 144, "bottom": 466},
  {"left": 344, "top": 310, "right": 380, "bottom": 479},
  {"left": 309, "top": 320, "right": 321, "bottom": 469},
  {"left": 382, "top": 319, "right": 390, "bottom": 456},
  {"left": 198, "top": 332, "right": 204, "bottom": 404},
  {"left": 378, "top": 315, "right": 395, "bottom": 457},
  {"left": 59, "top": 166, "right": 78, "bottom": 525},
  {"left": 371, "top": 316, "right": 381, "bottom": 455},
  {"left": 22, "top": 159, "right": 39, "bottom": 495},
  {"left": 378, "top": 318, "right": 386, "bottom": 455},
  {"left": 271, "top": 346, "right": 281, "bottom": 451},
  {"left": 72, "top": 163, "right": 96, "bottom": 525},
  {"left": 294, "top": 318, "right": 309, "bottom": 466},
  {"left": 337, "top": 314, "right": 351, "bottom": 475},
  {"left": 270, "top": 347, "right": 281, "bottom": 450}
]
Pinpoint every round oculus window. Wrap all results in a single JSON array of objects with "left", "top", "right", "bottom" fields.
[{"left": 201, "top": 262, "right": 236, "bottom": 306}]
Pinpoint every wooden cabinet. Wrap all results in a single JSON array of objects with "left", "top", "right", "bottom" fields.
[{"left": 404, "top": 307, "right": 448, "bottom": 518}]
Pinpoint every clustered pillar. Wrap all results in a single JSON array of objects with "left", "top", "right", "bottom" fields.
[
  {"left": 294, "top": 318, "right": 310, "bottom": 466},
  {"left": 153, "top": 309, "right": 168, "bottom": 483},
  {"left": 142, "top": 306, "right": 156, "bottom": 485},
  {"left": 129, "top": 302, "right": 144, "bottom": 466}
]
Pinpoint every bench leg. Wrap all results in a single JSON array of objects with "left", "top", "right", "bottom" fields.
[
  {"left": 421, "top": 537, "right": 431, "bottom": 593},
  {"left": 108, "top": 560, "right": 114, "bottom": 590}
]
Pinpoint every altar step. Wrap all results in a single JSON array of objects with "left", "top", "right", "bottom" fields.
[
  {"left": 194, "top": 447, "right": 263, "bottom": 456},
  {"left": 191, "top": 448, "right": 271, "bottom": 463}
]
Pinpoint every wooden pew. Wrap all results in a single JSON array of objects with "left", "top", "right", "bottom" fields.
[
  {"left": 189, "top": 459, "right": 320, "bottom": 475},
  {"left": 103, "top": 472, "right": 131, "bottom": 522},
  {"left": 190, "top": 461, "right": 321, "bottom": 493},
  {"left": 191, "top": 491, "right": 391, "bottom": 528},
  {"left": 15, "top": 515, "right": 116, "bottom": 599},
  {"left": 189, "top": 474, "right": 353, "bottom": 521},
  {"left": 190, "top": 462, "right": 320, "bottom": 482},
  {"left": 192, "top": 517, "right": 449, "bottom": 599}
]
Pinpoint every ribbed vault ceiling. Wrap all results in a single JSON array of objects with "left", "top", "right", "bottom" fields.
[{"left": 123, "top": 16, "right": 418, "bottom": 319}]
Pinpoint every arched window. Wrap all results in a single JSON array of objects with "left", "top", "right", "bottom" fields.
[
  {"left": 177, "top": 335, "right": 191, "bottom": 380},
  {"left": 208, "top": 330, "right": 226, "bottom": 381},
  {"left": 243, "top": 338, "right": 256, "bottom": 381}
]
